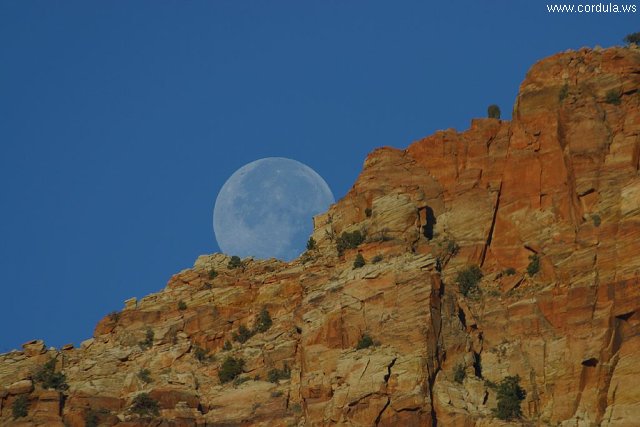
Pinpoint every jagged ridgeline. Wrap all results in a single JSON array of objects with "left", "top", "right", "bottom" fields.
[{"left": 1, "top": 45, "right": 640, "bottom": 426}]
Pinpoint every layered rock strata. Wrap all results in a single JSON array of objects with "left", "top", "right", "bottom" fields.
[{"left": 1, "top": 45, "right": 639, "bottom": 426}]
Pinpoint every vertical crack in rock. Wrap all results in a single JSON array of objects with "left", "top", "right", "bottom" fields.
[
  {"left": 373, "top": 357, "right": 397, "bottom": 426},
  {"left": 529, "top": 368, "right": 540, "bottom": 419},
  {"left": 374, "top": 397, "right": 391, "bottom": 426},
  {"left": 383, "top": 357, "right": 397, "bottom": 384},
  {"left": 59, "top": 394, "right": 67, "bottom": 417},
  {"left": 359, "top": 358, "right": 371, "bottom": 383},
  {"left": 593, "top": 310, "right": 629, "bottom": 423},
  {"left": 556, "top": 109, "right": 584, "bottom": 231},
  {"left": 606, "top": 382, "right": 620, "bottom": 425},
  {"left": 426, "top": 274, "right": 445, "bottom": 427},
  {"left": 481, "top": 182, "right": 502, "bottom": 267}
]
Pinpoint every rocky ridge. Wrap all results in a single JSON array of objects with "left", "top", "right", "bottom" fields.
[{"left": 1, "top": 45, "right": 639, "bottom": 426}]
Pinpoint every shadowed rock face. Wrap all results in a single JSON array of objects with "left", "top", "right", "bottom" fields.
[{"left": 1, "top": 46, "right": 639, "bottom": 427}]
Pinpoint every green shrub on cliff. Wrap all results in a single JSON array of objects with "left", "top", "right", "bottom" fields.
[
  {"left": 493, "top": 375, "right": 526, "bottom": 420},
  {"left": 356, "top": 334, "right": 374, "bottom": 350},
  {"left": 336, "top": 230, "right": 365, "bottom": 255},
  {"left": 34, "top": 359, "right": 68, "bottom": 391},
  {"left": 624, "top": 32, "right": 640, "bottom": 45},
  {"left": 605, "top": 90, "right": 621, "bottom": 105},
  {"left": 228, "top": 255, "right": 243, "bottom": 269},
  {"left": 12, "top": 395, "right": 28, "bottom": 419},
  {"left": 219, "top": 356, "right": 245, "bottom": 384},
  {"left": 137, "top": 368, "right": 152, "bottom": 383},
  {"left": 306, "top": 237, "right": 316, "bottom": 250},
  {"left": 353, "top": 253, "right": 366, "bottom": 269},
  {"left": 193, "top": 345, "right": 212, "bottom": 363},
  {"left": 233, "top": 324, "right": 253, "bottom": 343},
  {"left": 487, "top": 104, "right": 501, "bottom": 119},
  {"left": 139, "top": 328, "right": 154, "bottom": 350},
  {"left": 267, "top": 363, "right": 291, "bottom": 383},
  {"left": 503, "top": 267, "right": 516, "bottom": 276},
  {"left": 254, "top": 307, "right": 273, "bottom": 333},
  {"left": 129, "top": 393, "right": 160, "bottom": 417},
  {"left": 526, "top": 254, "right": 540, "bottom": 276},
  {"left": 456, "top": 265, "right": 483, "bottom": 296}
]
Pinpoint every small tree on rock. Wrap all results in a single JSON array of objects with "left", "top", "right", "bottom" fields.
[
  {"left": 336, "top": 230, "right": 365, "bottom": 255},
  {"left": 353, "top": 253, "right": 366, "bottom": 269},
  {"left": 487, "top": 104, "right": 501, "bottom": 119},
  {"left": 624, "top": 32, "right": 640, "bottom": 45},
  {"left": 12, "top": 395, "right": 28, "bottom": 419},
  {"left": 456, "top": 265, "right": 483, "bottom": 296},
  {"left": 228, "top": 255, "right": 243, "bottom": 269},
  {"left": 137, "top": 368, "right": 152, "bottom": 383},
  {"left": 254, "top": 307, "right": 273, "bottom": 333},
  {"left": 526, "top": 254, "right": 540, "bottom": 276},
  {"left": 129, "top": 393, "right": 160, "bottom": 417},
  {"left": 493, "top": 375, "right": 526, "bottom": 420},
  {"left": 356, "top": 334, "right": 374, "bottom": 350},
  {"left": 193, "top": 346, "right": 211, "bottom": 363},
  {"left": 605, "top": 90, "right": 621, "bottom": 105},
  {"left": 267, "top": 363, "right": 291, "bottom": 383},
  {"left": 34, "top": 359, "right": 68, "bottom": 391},
  {"left": 139, "top": 328, "right": 154, "bottom": 350},
  {"left": 306, "top": 237, "right": 316, "bottom": 250},
  {"left": 219, "top": 356, "right": 245, "bottom": 384},
  {"left": 233, "top": 324, "right": 253, "bottom": 343}
]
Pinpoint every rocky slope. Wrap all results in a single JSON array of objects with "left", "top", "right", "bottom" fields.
[{"left": 1, "top": 45, "right": 639, "bottom": 426}]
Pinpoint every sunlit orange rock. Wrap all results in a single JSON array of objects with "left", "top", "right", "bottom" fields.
[{"left": 1, "top": 45, "right": 639, "bottom": 426}]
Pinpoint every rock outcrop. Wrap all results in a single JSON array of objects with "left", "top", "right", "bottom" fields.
[{"left": 1, "top": 45, "right": 639, "bottom": 426}]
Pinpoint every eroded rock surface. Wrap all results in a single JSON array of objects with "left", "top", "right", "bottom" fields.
[{"left": 1, "top": 46, "right": 639, "bottom": 426}]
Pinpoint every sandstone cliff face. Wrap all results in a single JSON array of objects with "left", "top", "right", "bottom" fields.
[{"left": 1, "top": 46, "right": 639, "bottom": 427}]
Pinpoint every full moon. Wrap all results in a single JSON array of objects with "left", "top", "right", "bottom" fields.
[{"left": 213, "top": 157, "right": 335, "bottom": 261}]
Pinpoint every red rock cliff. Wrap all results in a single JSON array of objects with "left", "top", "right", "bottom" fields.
[{"left": 1, "top": 45, "right": 639, "bottom": 426}]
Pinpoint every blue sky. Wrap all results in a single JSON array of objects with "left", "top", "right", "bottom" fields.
[{"left": 0, "top": 1, "right": 636, "bottom": 352}]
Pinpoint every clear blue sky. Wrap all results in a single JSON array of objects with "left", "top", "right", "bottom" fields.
[{"left": 0, "top": 1, "right": 635, "bottom": 352}]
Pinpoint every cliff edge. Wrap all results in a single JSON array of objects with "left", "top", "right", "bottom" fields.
[{"left": 1, "top": 45, "right": 639, "bottom": 426}]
